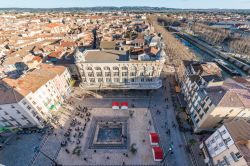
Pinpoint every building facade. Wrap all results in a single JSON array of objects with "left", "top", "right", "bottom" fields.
[
  {"left": 75, "top": 48, "right": 166, "bottom": 90},
  {"left": 200, "top": 120, "right": 250, "bottom": 166},
  {"left": 0, "top": 64, "right": 72, "bottom": 129},
  {"left": 181, "top": 61, "right": 250, "bottom": 133}
]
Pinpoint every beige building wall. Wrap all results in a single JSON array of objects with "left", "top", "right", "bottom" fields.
[
  {"left": 196, "top": 107, "right": 250, "bottom": 132},
  {"left": 213, "top": 144, "right": 248, "bottom": 166}
]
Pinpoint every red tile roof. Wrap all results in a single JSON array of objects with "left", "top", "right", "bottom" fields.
[
  {"left": 48, "top": 51, "right": 62, "bottom": 58},
  {"left": 46, "top": 23, "right": 62, "bottom": 28}
]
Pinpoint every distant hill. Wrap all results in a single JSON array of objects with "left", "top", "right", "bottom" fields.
[{"left": 0, "top": 7, "right": 249, "bottom": 14}]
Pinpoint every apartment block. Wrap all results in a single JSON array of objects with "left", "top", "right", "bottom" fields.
[
  {"left": 200, "top": 120, "right": 250, "bottom": 166},
  {"left": 0, "top": 64, "right": 71, "bottom": 129},
  {"left": 181, "top": 61, "right": 250, "bottom": 132}
]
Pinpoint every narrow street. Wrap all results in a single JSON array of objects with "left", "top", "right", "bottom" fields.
[{"left": 147, "top": 67, "right": 192, "bottom": 166}]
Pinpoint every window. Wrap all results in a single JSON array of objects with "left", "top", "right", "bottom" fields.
[
  {"left": 140, "top": 72, "right": 144, "bottom": 76},
  {"left": 96, "top": 72, "right": 102, "bottom": 77},
  {"left": 230, "top": 152, "right": 239, "bottom": 162},
  {"left": 214, "top": 146, "right": 218, "bottom": 151},
  {"left": 229, "top": 109, "right": 234, "bottom": 113},
  {"left": 146, "top": 78, "right": 153, "bottom": 82},
  {"left": 113, "top": 72, "right": 119, "bottom": 76},
  {"left": 16, "top": 110, "right": 21, "bottom": 114},
  {"left": 104, "top": 66, "right": 110, "bottom": 70},
  {"left": 106, "top": 78, "right": 111, "bottom": 82},
  {"left": 224, "top": 114, "right": 229, "bottom": 119},
  {"left": 94, "top": 67, "right": 101, "bottom": 70},
  {"left": 105, "top": 72, "right": 111, "bottom": 77},
  {"left": 221, "top": 129, "right": 227, "bottom": 135},
  {"left": 122, "top": 66, "right": 128, "bottom": 70},
  {"left": 98, "top": 78, "right": 103, "bottom": 82},
  {"left": 195, "top": 119, "right": 200, "bottom": 124},
  {"left": 11, "top": 105, "right": 15, "bottom": 108},
  {"left": 114, "top": 78, "right": 119, "bottom": 82},
  {"left": 131, "top": 78, "right": 135, "bottom": 82},
  {"left": 22, "top": 115, "right": 27, "bottom": 120},
  {"left": 82, "top": 78, "right": 86, "bottom": 82},
  {"left": 219, "top": 142, "right": 224, "bottom": 147},
  {"left": 113, "top": 66, "right": 119, "bottom": 70},
  {"left": 223, "top": 156, "right": 230, "bottom": 165},
  {"left": 9, "top": 116, "right": 15, "bottom": 121},
  {"left": 26, "top": 120, "right": 32, "bottom": 124},
  {"left": 235, "top": 152, "right": 242, "bottom": 159},
  {"left": 141, "top": 78, "right": 144, "bottom": 82},
  {"left": 122, "top": 72, "right": 127, "bottom": 76},
  {"left": 27, "top": 106, "right": 32, "bottom": 110},
  {"left": 130, "top": 72, "right": 136, "bottom": 76},
  {"left": 88, "top": 72, "right": 94, "bottom": 77},
  {"left": 215, "top": 135, "right": 219, "bottom": 140},
  {"left": 90, "top": 78, "right": 95, "bottom": 83},
  {"left": 0, "top": 107, "right": 2, "bottom": 110},
  {"left": 194, "top": 114, "right": 197, "bottom": 119},
  {"left": 200, "top": 113, "right": 204, "bottom": 119},
  {"left": 31, "top": 111, "right": 37, "bottom": 116},
  {"left": 4, "top": 111, "right": 8, "bottom": 115},
  {"left": 224, "top": 137, "right": 231, "bottom": 144},
  {"left": 86, "top": 67, "right": 92, "bottom": 70},
  {"left": 32, "top": 101, "right": 36, "bottom": 105}
]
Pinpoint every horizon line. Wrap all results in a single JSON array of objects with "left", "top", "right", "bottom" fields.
[{"left": 0, "top": 6, "right": 249, "bottom": 10}]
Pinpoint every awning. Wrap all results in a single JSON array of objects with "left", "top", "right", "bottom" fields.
[
  {"left": 121, "top": 102, "right": 128, "bottom": 110},
  {"left": 150, "top": 132, "right": 159, "bottom": 145},
  {"left": 112, "top": 102, "right": 119, "bottom": 110},
  {"left": 152, "top": 146, "right": 163, "bottom": 162}
]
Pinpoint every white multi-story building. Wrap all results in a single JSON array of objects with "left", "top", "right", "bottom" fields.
[
  {"left": 0, "top": 64, "right": 71, "bottom": 129},
  {"left": 200, "top": 120, "right": 250, "bottom": 166},
  {"left": 74, "top": 45, "right": 166, "bottom": 90}
]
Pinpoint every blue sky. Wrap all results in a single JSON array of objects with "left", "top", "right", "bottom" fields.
[{"left": 0, "top": 0, "right": 250, "bottom": 9}]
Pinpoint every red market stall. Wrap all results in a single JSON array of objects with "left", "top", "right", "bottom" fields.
[
  {"left": 149, "top": 132, "right": 160, "bottom": 146},
  {"left": 152, "top": 146, "right": 163, "bottom": 162},
  {"left": 121, "top": 102, "right": 128, "bottom": 110},
  {"left": 112, "top": 102, "right": 119, "bottom": 110}
]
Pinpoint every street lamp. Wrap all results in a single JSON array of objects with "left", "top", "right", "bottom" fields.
[{"left": 161, "top": 142, "right": 174, "bottom": 164}]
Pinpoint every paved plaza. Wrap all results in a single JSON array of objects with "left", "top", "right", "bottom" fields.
[
  {"left": 0, "top": 133, "right": 44, "bottom": 166},
  {"left": 0, "top": 65, "right": 206, "bottom": 166},
  {"left": 56, "top": 108, "right": 157, "bottom": 165}
]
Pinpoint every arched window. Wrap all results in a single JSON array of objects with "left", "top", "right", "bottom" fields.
[
  {"left": 146, "top": 66, "right": 154, "bottom": 76},
  {"left": 130, "top": 66, "right": 137, "bottom": 71},
  {"left": 86, "top": 66, "right": 93, "bottom": 70},
  {"left": 94, "top": 67, "right": 101, "bottom": 70},
  {"left": 104, "top": 66, "right": 110, "bottom": 70},
  {"left": 113, "top": 66, "right": 119, "bottom": 70},
  {"left": 122, "top": 66, "right": 128, "bottom": 70}
]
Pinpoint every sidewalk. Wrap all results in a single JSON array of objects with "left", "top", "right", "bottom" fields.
[{"left": 168, "top": 73, "right": 206, "bottom": 166}]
